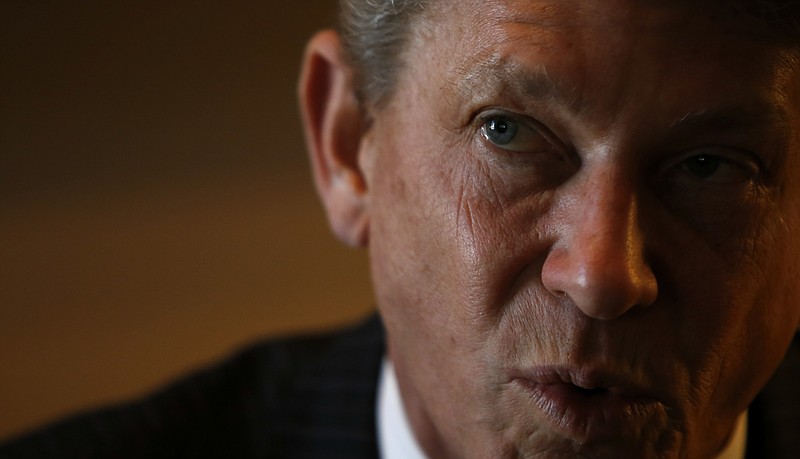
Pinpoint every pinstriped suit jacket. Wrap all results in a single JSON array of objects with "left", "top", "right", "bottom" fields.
[
  {"left": 0, "top": 316, "right": 385, "bottom": 459},
  {"left": 1, "top": 315, "right": 797, "bottom": 458}
]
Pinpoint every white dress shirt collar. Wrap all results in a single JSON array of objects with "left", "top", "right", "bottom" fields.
[{"left": 378, "top": 358, "right": 428, "bottom": 459}]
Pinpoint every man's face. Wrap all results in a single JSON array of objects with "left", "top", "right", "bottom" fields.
[{"left": 359, "top": 0, "right": 800, "bottom": 457}]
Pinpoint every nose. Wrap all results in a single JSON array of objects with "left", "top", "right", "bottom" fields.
[{"left": 541, "top": 174, "right": 658, "bottom": 320}]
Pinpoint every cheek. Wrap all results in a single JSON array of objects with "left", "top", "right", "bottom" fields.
[
  {"left": 364, "top": 123, "right": 470, "bottom": 342},
  {"left": 743, "top": 193, "right": 800, "bottom": 355},
  {"left": 663, "top": 195, "right": 800, "bottom": 418},
  {"left": 364, "top": 97, "right": 566, "bottom": 357}
]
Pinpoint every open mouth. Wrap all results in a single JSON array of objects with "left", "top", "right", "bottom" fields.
[
  {"left": 573, "top": 386, "right": 608, "bottom": 396},
  {"left": 510, "top": 366, "right": 664, "bottom": 442}
]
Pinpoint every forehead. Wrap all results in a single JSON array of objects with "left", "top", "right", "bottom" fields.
[
  {"left": 401, "top": 0, "right": 800, "bottom": 131},
  {"left": 420, "top": 0, "right": 794, "bottom": 82},
  {"left": 427, "top": 0, "right": 792, "bottom": 35}
]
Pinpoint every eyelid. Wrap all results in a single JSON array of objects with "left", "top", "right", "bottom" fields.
[
  {"left": 475, "top": 109, "right": 532, "bottom": 130},
  {"left": 474, "top": 109, "right": 556, "bottom": 146},
  {"left": 658, "top": 146, "right": 763, "bottom": 181}
]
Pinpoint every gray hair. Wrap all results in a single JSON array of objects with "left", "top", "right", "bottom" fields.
[{"left": 337, "top": 0, "right": 429, "bottom": 110}]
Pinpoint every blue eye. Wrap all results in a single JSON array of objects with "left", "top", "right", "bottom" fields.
[
  {"left": 479, "top": 115, "right": 552, "bottom": 154},
  {"left": 482, "top": 117, "right": 518, "bottom": 146}
]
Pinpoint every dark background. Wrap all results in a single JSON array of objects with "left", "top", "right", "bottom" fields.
[{"left": 0, "top": 1, "right": 373, "bottom": 439}]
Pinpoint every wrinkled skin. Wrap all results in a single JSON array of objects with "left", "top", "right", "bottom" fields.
[{"left": 308, "top": 0, "right": 800, "bottom": 457}]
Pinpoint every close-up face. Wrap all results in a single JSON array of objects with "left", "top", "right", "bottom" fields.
[{"left": 354, "top": 0, "right": 800, "bottom": 457}]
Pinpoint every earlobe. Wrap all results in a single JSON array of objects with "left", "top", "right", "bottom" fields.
[{"left": 298, "top": 30, "right": 370, "bottom": 248}]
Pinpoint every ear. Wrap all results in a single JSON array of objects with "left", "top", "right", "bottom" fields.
[{"left": 298, "top": 29, "right": 369, "bottom": 248}]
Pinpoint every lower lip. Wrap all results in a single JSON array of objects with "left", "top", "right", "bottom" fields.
[{"left": 514, "top": 379, "right": 662, "bottom": 442}]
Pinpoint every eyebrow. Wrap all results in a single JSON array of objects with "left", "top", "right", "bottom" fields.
[
  {"left": 448, "top": 52, "right": 796, "bottom": 144},
  {"left": 448, "top": 55, "right": 585, "bottom": 113},
  {"left": 451, "top": 59, "right": 794, "bottom": 129},
  {"left": 670, "top": 105, "right": 794, "bottom": 134}
]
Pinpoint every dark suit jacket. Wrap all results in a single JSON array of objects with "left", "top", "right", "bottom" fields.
[{"left": 1, "top": 315, "right": 797, "bottom": 458}]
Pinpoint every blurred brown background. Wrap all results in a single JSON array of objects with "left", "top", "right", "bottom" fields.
[{"left": 0, "top": 1, "right": 374, "bottom": 440}]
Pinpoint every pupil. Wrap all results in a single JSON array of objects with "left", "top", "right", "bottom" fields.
[
  {"left": 484, "top": 117, "right": 517, "bottom": 146},
  {"left": 686, "top": 155, "right": 720, "bottom": 178},
  {"left": 490, "top": 119, "right": 508, "bottom": 134}
]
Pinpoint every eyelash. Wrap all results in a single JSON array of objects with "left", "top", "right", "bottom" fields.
[
  {"left": 473, "top": 110, "right": 547, "bottom": 149},
  {"left": 658, "top": 147, "right": 763, "bottom": 184}
]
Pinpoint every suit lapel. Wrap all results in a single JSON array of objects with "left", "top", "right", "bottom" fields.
[
  {"left": 268, "top": 315, "right": 385, "bottom": 459},
  {"left": 746, "top": 333, "right": 800, "bottom": 458}
]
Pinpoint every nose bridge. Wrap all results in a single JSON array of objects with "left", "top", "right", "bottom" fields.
[
  {"left": 542, "top": 163, "right": 658, "bottom": 320},
  {"left": 576, "top": 168, "right": 639, "bottom": 268}
]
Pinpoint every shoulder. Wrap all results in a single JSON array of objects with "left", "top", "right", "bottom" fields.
[{"left": 0, "top": 315, "right": 385, "bottom": 459}]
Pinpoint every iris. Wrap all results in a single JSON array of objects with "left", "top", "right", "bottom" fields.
[{"left": 483, "top": 118, "right": 518, "bottom": 146}]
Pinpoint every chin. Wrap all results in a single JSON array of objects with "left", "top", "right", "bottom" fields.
[{"left": 503, "top": 431, "right": 683, "bottom": 459}]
